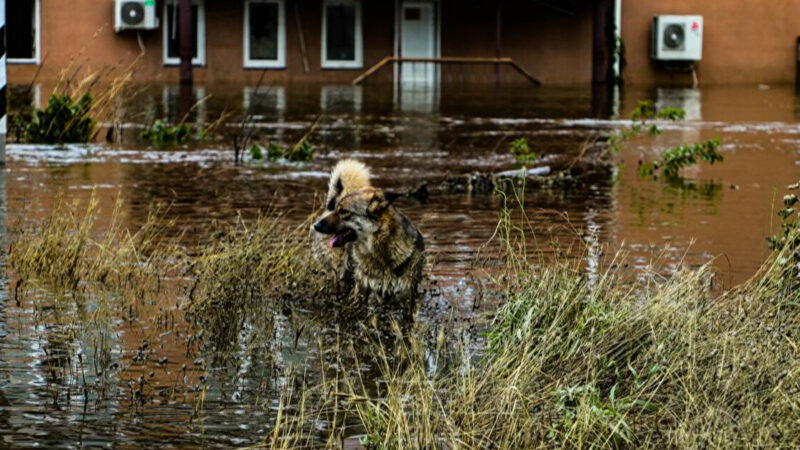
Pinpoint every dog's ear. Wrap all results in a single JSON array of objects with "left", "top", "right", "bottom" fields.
[
  {"left": 326, "top": 179, "right": 344, "bottom": 210},
  {"left": 384, "top": 191, "right": 403, "bottom": 205},
  {"left": 367, "top": 189, "right": 400, "bottom": 216}
]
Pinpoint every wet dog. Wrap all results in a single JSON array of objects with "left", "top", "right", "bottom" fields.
[
  {"left": 311, "top": 159, "right": 371, "bottom": 292},
  {"left": 313, "top": 170, "right": 425, "bottom": 306}
]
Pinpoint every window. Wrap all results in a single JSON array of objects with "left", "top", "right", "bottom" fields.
[
  {"left": 163, "top": 0, "right": 206, "bottom": 66},
  {"left": 7, "top": 0, "right": 40, "bottom": 64},
  {"left": 321, "top": 0, "right": 362, "bottom": 69},
  {"left": 244, "top": 0, "right": 286, "bottom": 68}
]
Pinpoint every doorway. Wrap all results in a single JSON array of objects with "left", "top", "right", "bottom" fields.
[{"left": 399, "top": 2, "right": 438, "bottom": 84}]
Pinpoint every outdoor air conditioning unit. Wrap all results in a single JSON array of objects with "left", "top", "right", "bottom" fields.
[
  {"left": 652, "top": 15, "right": 703, "bottom": 61},
  {"left": 115, "top": 0, "right": 159, "bottom": 32}
]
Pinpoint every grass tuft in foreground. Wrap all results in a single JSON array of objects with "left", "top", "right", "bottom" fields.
[{"left": 266, "top": 205, "right": 800, "bottom": 448}]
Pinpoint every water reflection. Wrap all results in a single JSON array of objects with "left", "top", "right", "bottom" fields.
[
  {"left": 243, "top": 85, "right": 286, "bottom": 117},
  {"left": 161, "top": 85, "right": 208, "bottom": 124},
  {"left": 320, "top": 84, "right": 362, "bottom": 112},
  {"left": 395, "top": 83, "right": 440, "bottom": 114}
]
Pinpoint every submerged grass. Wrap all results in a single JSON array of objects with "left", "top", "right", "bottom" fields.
[{"left": 5, "top": 194, "right": 800, "bottom": 448}]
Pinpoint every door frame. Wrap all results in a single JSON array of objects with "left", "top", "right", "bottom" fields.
[{"left": 394, "top": 0, "right": 441, "bottom": 84}]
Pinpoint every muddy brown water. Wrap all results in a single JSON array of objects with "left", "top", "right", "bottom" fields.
[{"left": 1, "top": 82, "right": 799, "bottom": 447}]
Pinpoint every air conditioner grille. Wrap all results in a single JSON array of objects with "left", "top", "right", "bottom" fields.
[
  {"left": 663, "top": 24, "right": 686, "bottom": 50},
  {"left": 121, "top": 2, "right": 145, "bottom": 25}
]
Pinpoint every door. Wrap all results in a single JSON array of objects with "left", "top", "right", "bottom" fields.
[{"left": 400, "top": 2, "right": 437, "bottom": 84}]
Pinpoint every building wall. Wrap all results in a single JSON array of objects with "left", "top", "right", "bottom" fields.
[
  {"left": 440, "top": 0, "right": 593, "bottom": 85},
  {"left": 622, "top": 0, "right": 800, "bottom": 85},
  {"left": 8, "top": 0, "right": 397, "bottom": 85},
  {"left": 16, "top": 0, "right": 800, "bottom": 87}
]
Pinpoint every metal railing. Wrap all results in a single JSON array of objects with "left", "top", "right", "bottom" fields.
[{"left": 351, "top": 56, "right": 542, "bottom": 86}]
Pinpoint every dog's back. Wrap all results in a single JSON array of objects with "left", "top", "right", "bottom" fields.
[{"left": 352, "top": 208, "right": 425, "bottom": 302}]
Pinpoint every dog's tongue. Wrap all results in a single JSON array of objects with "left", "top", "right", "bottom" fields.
[{"left": 328, "top": 235, "right": 340, "bottom": 248}]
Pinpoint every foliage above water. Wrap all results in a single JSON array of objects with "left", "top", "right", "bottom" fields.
[
  {"left": 11, "top": 93, "right": 97, "bottom": 144},
  {"left": 140, "top": 119, "right": 206, "bottom": 146},
  {"left": 639, "top": 137, "right": 724, "bottom": 180},
  {"left": 609, "top": 99, "right": 686, "bottom": 153},
  {"left": 248, "top": 138, "right": 315, "bottom": 163},
  {"left": 509, "top": 137, "right": 537, "bottom": 163},
  {"left": 610, "top": 99, "right": 725, "bottom": 181}
]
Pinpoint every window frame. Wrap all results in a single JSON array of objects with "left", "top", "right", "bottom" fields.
[
  {"left": 7, "top": 0, "right": 41, "bottom": 65},
  {"left": 243, "top": 0, "right": 286, "bottom": 69},
  {"left": 321, "top": 0, "right": 363, "bottom": 69},
  {"left": 162, "top": 0, "right": 206, "bottom": 67}
]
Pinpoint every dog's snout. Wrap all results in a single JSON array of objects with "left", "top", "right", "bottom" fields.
[{"left": 313, "top": 216, "right": 337, "bottom": 234}]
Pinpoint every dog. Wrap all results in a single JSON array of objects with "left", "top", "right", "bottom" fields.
[
  {"left": 311, "top": 159, "right": 371, "bottom": 292},
  {"left": 313, "top": 185, "right": 425, "bottom": 306}
]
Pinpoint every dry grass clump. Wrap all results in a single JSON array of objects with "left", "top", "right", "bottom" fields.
[
  {"left": 184, "top": 214, "right": 324, "bottom": 346},
  {"left": 7, "top": 194, "right": 179, "bottom": 304}
]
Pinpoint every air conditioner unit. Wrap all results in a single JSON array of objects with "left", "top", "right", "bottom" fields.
[
  {"left": 115, "top": 0, "right": 159, "bottom": 32},
  {"left": 652, "top": 15, "right": 703, "bottom": 61}
]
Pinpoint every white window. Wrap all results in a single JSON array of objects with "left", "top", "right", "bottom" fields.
[
  {"left": 244, "top": 0, "right": 286, "bottom": 68},
  {"left": 7, "top": 0, "right": 41, "bottom": 64},
  {"left": 163, "top": 0, "right": 206, "bottom": 66},
  {"left": 321, "top": 0, "right": 362, "bottom": 69}
]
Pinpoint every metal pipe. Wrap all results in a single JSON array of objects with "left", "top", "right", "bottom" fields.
[
  {"left": 0, "top": 0, "right": 6, "bottom": 165},
  {"left": 353, "top": 56, "right": 541, "bottom": 86},
  {"left": 178, "top": 0, "right": 193, "bottom": 87},
  {"left": 592, "top": 0, "right": 611, "bottom": 85},
  {"left": 495, "top": 0, "right": 502, "bottom": 86},
  {"left": 613, "top": 0, "right": 621, "bottom": 82},
  {"left": 396, "top": 0, "right": 403, "bottom": 86}
]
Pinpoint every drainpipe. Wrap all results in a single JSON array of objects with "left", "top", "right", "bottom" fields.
[
  {"left": 0, "top": 0, "right": 6, "bottom": 252},
  {"left": 612, "top": 0, "right": 621, "bottom": 82},
  {"left": 178, "top": 0, "right": 193, "bottom": 121},
  {"left": 495, "top": 0, "right": 501, "bottom": 86},
  {"left": 0, "top": 0, "right": 5, "bottom": 165},
  {"left": 396, "top": 0, "right": 402, "bottom": 86}
]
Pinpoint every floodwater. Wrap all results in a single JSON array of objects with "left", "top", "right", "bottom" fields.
[{"left": 1, "top": 82, "right": 799, "bottom": 446}]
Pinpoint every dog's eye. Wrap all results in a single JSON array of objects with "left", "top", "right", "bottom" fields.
[{"left": 326, "top": 199, "right": 336, "bottom": 211}]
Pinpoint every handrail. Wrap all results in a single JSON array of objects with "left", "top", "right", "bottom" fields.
[{"left": 352, "top": 56, "right": 542, "bottom": 86}]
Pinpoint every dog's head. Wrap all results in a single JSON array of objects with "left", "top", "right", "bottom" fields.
[{"left": 313, "top": 187, "right": 402, "bottom": 248}]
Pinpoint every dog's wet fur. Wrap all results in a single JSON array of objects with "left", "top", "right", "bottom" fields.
[{"left": 312, "top": 160, "right": 425, "bottom": 311}]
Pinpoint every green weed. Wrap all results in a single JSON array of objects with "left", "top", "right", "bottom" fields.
[
  {"left": 11, "top": 93, "right": 96, "bottom": 144},
  {"left": 140, "top": 119, "right": 206, "bottom": 146},
  {"left": 248, "top": 139, "right": 315, "bottom": 163},
  {"left": 509, "top": 137, "right": 537, "bottom": 163},
  {"left": 639, "top": 137, "right": 724, "bottom": 179}
]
